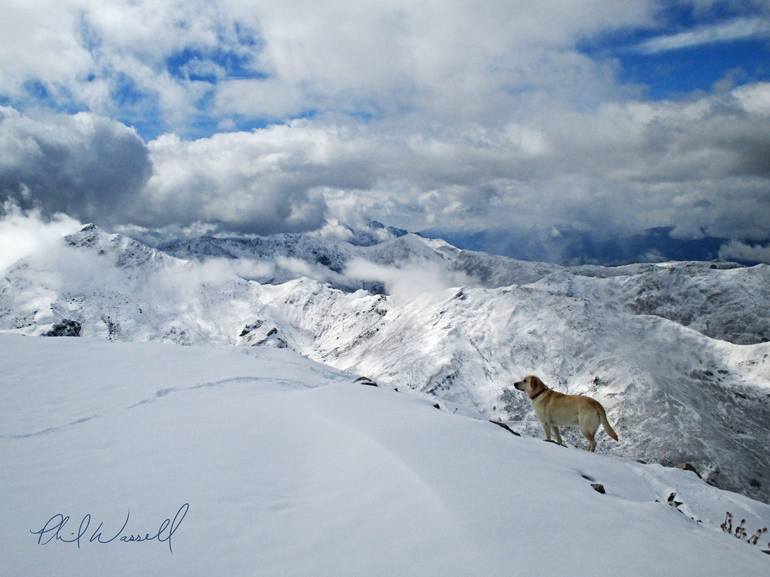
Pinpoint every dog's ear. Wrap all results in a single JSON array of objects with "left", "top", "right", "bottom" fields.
[{"left": 530, "top": 376, "right": 545, "bottom": 390}]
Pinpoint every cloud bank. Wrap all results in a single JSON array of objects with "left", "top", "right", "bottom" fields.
[
  {"left": 719, "top": 240, "right": 770, "bottom": 263},
  {"left": 0, "top": 1, "right": 768, "bottom": 255},
  {"left": 0, "top": 107, "right": 151, "bottom": 223},
  {"left": 345, "top": 257, "right": 475, "bottom": 303},
  {"left": 2, "top": 78, "right": 770, "bottom": 243}
]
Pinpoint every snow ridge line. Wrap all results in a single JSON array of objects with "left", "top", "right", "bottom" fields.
[{"left": 1, "top": 375, "right": 342, "bottom": 440}]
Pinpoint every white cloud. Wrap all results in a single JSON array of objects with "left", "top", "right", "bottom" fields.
[
  {"left": 344, "top": 257, "right": 475, "bottom": 303},
  {"left": 0, "top": 1, "right": 92, "bottom": 100},
  {"left": 0, "top": 1, "right": 656, "bottom": 128},
  {"left": 138, "top": 127, "right": 330, "bottom": 233},
  {"left": 718, "top": 240, "right": 770, "bottom": 263},
  {"left": 733, "top": 82, "right": 770, "bottom": 116},
  {"left": 0, "top": 203, "right": 82, "bottom": 274},
  {"left": 213, "top": 78, "right": 305, "bottom": 119},
  {"left": 635, "top": 16, "right": 770, "bottom": 54}
]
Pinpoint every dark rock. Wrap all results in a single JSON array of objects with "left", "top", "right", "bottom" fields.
[
  {"left": 489, "top": 420, "right": 521, "bottom": 436},
  {"left": 591, "top": 483, "right": 605, "bottom": 494},
  {"left": 679, "top": 463, "right": 702, "bottom": 479},
  {"left": 101, "top": 315, "right": 119, "bottom": 339},
  {"left": 667, "top": 492, "right": 683, "bottom": 508},
  {"left": 44, "top": 320, "right": 81, "bottom": 337},
  {"left": 432, "top": 403, "right": 441, "bottom": 409},
  {"left": 354, "top": 376, "right": 378, "bottom": 387},
  {"left": 254, "top": 334, "right": 289, "bottom": 349},
  {"left": 239, "top": 320, "right": 264, "bottom": 337}
]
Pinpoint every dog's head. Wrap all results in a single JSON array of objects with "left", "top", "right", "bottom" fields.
[{"left": 513, "top": 375, "right": 547, "bottom": 397}]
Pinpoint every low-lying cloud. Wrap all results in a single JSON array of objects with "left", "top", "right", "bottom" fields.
[
  {"left": 718, "top": 240, "right": 770, "bottom": 264},
  {"left": 345, "top": 257, "right": 475, "bottom": 303},
  {"left": 0, "top": 203, "right": 82, "bottom": 273}
]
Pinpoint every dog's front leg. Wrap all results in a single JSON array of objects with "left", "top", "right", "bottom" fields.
[{"left": 543, "top": 422, "right": 552, "bottom": 441}]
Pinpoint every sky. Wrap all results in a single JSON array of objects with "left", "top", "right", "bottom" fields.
[{"left": 1, "top": 0, "right": 770, "bottom": 263}]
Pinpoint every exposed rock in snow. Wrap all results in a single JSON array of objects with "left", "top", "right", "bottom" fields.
[{"left": 43, "top": 319, "right": 81, "bottom": 337}]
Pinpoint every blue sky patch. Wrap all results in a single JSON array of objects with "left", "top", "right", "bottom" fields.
[
  {"left": 165, "top": 45, "right": 267, "bottom": 83},
  {"left": 579, "top": 3, "right": 770, "bottom": 100},
  {"left": 616, "top": 38, "right": 770, "bottom": 99}
]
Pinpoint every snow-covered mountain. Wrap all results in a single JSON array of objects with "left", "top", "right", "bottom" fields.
[
  {"left": 2, "top": 334, "right": 769, "bottom": 576},
  {"left": 1, "top": 223, "right": 769, "bottom": 503},
  {"left": 155, "top": 220, "right": 560, "bottom": 291}
]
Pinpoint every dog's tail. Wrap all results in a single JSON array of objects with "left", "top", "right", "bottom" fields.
[{"left": 596, "top": 403, "right": 619, "bottom": 441}]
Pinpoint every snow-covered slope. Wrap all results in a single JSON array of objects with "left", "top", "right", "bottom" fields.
[
  {"left": 253, "top": 276, "right": 770, "bottom": 503},
  {"left": 2, "top": 334, "right": 769, "bottom": 577},
  {"left": 1, "top": 224, "right": 769, "bottom": 503}
]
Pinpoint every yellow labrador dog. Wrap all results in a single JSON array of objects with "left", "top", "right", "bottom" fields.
[{"left": 513, "top": 375, "right": 618, "bottom": 451}]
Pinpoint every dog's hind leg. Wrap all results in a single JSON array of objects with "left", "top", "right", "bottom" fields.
[
  {"left": 580, "top": 424, "right": 597, "bottom": 451},
  {"left": 552, "top": 426, "right": 564, "bottom": 446},
  {"left": 579, "top": 411, "right": 599, "bottom": 451}
]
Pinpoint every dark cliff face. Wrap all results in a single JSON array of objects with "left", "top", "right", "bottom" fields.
[{"left": 43, "top": 319, "right": 82, "bottom": 337}]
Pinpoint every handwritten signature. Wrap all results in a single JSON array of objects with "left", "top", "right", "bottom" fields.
[{"left": 30, "top": 503, "right": 189, "bottom": 554}]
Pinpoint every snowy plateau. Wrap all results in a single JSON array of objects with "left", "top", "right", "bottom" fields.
[{"left": 1, "top": 222, "right": 770, "bottom": 576}]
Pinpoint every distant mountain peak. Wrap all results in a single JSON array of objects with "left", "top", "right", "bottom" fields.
[
  {"left": 64, "top": 224, "right": 170, "bottom": 269},
  {"left": 64, "top": 222, "right": 107, "bottom": 248}
]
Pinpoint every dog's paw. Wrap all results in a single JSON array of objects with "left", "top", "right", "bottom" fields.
[{"left": 543, "top": 439, "right": 564, "bottom": 446}]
